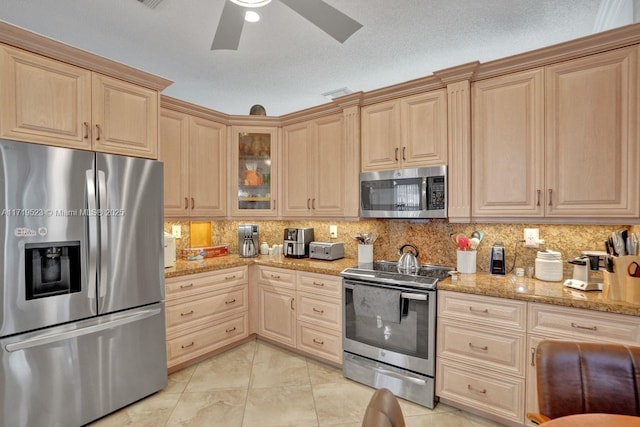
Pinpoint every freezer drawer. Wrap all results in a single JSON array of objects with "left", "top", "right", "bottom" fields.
[{"left": 1, "top": 303, "right": 167, "bottom": 427}]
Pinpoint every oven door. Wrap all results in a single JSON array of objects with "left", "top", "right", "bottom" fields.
[{"left": 342, "top": 279, "right": 436, "bottom": 376}]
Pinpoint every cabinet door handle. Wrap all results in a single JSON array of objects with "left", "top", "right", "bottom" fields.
[
  {"left": 468, "top": 342, "right": 488, "bottom": 351},
  {"left": 290, "top": 298, "right": 295, "bottom": 310},
  {"left": 469, "top": 306, "right": 489, "bottom": 314},
  {"left": 225, "top": 298, "right": 237, "bottom": 305},
  {"left": 307, "top": 198, "right": 311, "bottom": 209},
  {"left": 536, "top": 189, "right": 541, "bottom": 206},
  {"left": 571, "top": 322, "right": 598, "bottom": 331},
  {"left": 83, "top": 122, "right": 90, "bottom": 139},
  {"left": 548, "top": 189, "right": 553, "bottom": 206},
  {"left": 312, "top": 307, "right": 324, "bottom": 314},
  {"left": 225, "top": 327, "right": 236, "bottom": 333},
  {"left": 395, "top": 147, "right": 399, "bottom": 161},
  {"left": 95, "top": 124, "right": 101, "bottom": 141},
  {"left": 312, "top": 281, "right": 325, "bottom": 287},
  {"left": 531, "top": 347, "right": 536, "bottom": 366},
  {"left": 181, "top": 341, "right": 195, "bottom": 349},
  {"left": 224, "top": 275, "right": 237, "bottom": 280},
  {"left": 402, "top": 146, "right": 406, "bottom": 161},
  {"left": 312, "top": 198, "right": 316, "bottom": 209},
  {"left": 272, "top": 199, "right": 276, "bottom": 209},
  {"left": 467, "top": 384, "right": 487, "bottom": 394},
  {"left": 191, "top": 197, "right": 195, "bottom": 209},
  {"left": 179, "top": 283, "right": 194, "bottom": 289},
  {"left": 312, "top": 338, "right": 324, "bottom": 345},
  {"left": 180, "top": 310, "right": 194, "bottom": 317},
  {"left": 184, "top": 198, "right": 189, "bottom": 209}
]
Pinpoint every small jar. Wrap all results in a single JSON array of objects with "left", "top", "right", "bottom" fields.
[{"left": 260, "top": 242, "right": 269, "bottom": 255}]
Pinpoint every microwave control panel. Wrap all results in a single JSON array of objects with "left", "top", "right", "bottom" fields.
[{"left": 427, "top": 176, "right": 445, "bottom": 210}]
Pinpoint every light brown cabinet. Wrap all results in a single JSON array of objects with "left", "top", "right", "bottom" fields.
[
  {"left": 0, "top": 44, "right": 158, "bottom": 158},
  {"left": 159, "top": 107, "right": 226, "bottom": 217},
  {"left": 257, "top": 266, "right": 296, "bottom": 347},
  {"left": 282, "top": 114, "right": 348, "bottom": 217},
  {"left": 361, "top": 90, "right": 447, "bottom": 172},
  {"left": 165, "top": 267, "right": 249, "bottom": 371},
  {"left": 230, "top": 126, "right": 279, "bottom": 217},
  {"left": 472, "top": 46, "right": 639, "bottom": 219}
]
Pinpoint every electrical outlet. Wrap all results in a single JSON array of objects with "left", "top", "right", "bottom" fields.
[
  {"left": 524, "top": 228, "right": 539, "bottom": 248},
  {"left": 329, "top": 225, "right": 338, "bottom": 239},
  {"left": 172, "top": 224, "right": 182, "bottom": 238}
]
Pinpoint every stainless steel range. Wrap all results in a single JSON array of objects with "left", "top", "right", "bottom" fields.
[{"left": 341, "top": 261, "right": 451, "bottom": 408}]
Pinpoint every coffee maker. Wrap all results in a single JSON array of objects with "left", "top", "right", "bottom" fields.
[
  {"left": 238, "top": 224, "right": 259, "bottom": 258},
  {"left": 283, "top": 228, "right": 314, "bottom": 258}
]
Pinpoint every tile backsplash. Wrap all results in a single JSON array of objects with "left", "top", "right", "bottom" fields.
[{"left": 165, "top": 219, "right": 636, "bottom": 277}]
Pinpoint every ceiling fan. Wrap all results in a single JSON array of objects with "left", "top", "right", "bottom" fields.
[{"left": 211, "top": 0, "right": 363, "bottom": 50}]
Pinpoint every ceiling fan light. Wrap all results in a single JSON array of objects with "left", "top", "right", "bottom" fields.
[
  {"left": 229, "top": 0, "right": 272, "bottom": 8},
  {"left": 244, "top": 10, "right": 261, "bottom": 22}
]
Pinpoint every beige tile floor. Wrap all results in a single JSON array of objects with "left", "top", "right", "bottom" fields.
[{"left": 90, "top": 339, "right": 506, "bottom": 427}]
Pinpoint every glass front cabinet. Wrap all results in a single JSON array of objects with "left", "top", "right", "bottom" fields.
[{"left": 230, "top": 126, "right": 279, "bottom": 217}]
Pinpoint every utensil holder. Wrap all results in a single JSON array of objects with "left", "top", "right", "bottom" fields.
[
  {"left": 610, "top": 256, "right": 640, "bottom": 303},
  {"left": 358, "top": 244, "right": 373, "bottom": 264},
  {"left": 457, "top": 250, "right": 477, "bottom": 274}
]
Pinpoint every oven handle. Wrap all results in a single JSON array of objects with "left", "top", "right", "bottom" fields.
[
  {"left": 370, "top": 365, "right": 427, "bottom": 385},
  {"left": 344, "top": 282, "right": 428, "bottom": 300}
]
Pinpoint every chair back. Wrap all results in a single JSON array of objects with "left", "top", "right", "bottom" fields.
[
  {"left": 536, "top": 341, "right": 640, "bottom": 419},
  {"left": 362, "top": 388, "right": 406, "bottom": 427}
]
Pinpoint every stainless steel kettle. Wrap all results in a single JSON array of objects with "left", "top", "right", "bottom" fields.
[{"left": 398, "top": 244, "right": 419, "bottom": 274}]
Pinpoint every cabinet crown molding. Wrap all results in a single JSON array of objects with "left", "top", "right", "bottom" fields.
[{"left": 434, "top": 61, "right": 480, "bottom": 85}]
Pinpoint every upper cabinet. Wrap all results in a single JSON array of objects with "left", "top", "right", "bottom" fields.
[
  {"left": 159, "top": 105, "right": 227, "bottom": 217},
  {"left": 282, "top": 114, "right": 348, "bottom": 217},
  {"left": 230, "top": 126, "right": 278, "bottom": 217},
  {"left": 0, "top": 44, "right": 159, "bottom": 158},
  {"left": 472, "top": 46, "right": 639, "bottom": 220},
  {"left": 361, "top": 90, "right": 447, "bottom": 172}
]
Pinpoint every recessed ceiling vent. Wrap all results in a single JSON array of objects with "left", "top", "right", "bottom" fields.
[{"left": 137, "top": 0, "right": 164, "bottom": 9}]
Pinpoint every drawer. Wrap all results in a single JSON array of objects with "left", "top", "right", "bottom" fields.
[
  {"left": 438, "top": 290, "right": 526, "bottom": 331},
  {"left": 296, "top": 322, "right": 342, "bottom": 364},
  {"left": 258, "top": 266, "right": 295, "bottom": 289},
  {"left": 528, "top": 303, "right": 640, "bottom": 344},
  {"left": 166, "top": 266, "right": 247, "bottom": 300},
  {"left": 166, "top": 285, "right": 247, "bottom": 334},
  {"left": 167, "top": 313, "right": 248, "bottom": 367},
  {"left": 298, "top": 272, "right": 341, "bottom": 297},
  {"left": 437, "top": 359, "right": 524, "bottom": 423},
  {"left": 296, "top": 292, "right": 341, "bottom": 331},
  {"left": 438, "top": 319, "right": 525, "bottom": 376}
]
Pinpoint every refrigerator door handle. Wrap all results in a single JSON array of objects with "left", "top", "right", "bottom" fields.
[
  {"left": 86, "top": 170, "right": 98, "bottom": 300},
  {"left": 5, "top": 307, "right": 162, "bottom": 352},
  {"left": 97, "top": 170, "right": 108, "bottom": 300}
]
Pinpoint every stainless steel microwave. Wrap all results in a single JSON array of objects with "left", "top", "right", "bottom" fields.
[{"left": 359, "top": 166, "right": 447, "bottom": 218}]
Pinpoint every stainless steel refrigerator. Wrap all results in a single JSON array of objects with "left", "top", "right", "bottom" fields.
[{"left": 0, "top": 139, "right": 167, "bottom": 426}]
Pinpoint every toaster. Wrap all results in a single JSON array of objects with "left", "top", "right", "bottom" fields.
[{"left": 309, "top": 242, "right": 344, "bottom": 261}]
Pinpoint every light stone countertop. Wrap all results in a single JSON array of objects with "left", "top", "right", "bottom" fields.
[{"left": 164, "top": 255, "right": 640, "bottom": 317}]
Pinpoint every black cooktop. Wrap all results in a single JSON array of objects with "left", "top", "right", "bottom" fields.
[{"left": 340, "top": 261, "right": 452, "bottom": 290}]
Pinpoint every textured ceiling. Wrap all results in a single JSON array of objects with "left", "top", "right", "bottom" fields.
[{"left": 0, "top": 0, "right": 633, "bottom": 116}]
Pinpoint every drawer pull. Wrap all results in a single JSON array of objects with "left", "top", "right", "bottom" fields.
[
  {"left": 181, "top": 341, "right": 195, "bottom": 349},
  {"left": 571, "top": 322, "right": 597, "bottom": 331},
  {"left": 312, "top": 281, "right": 325, "bottom": 287},
  {"left": 467, "top": 384, "right": 487, "bottom": 395},
  {"left": 179, "top": 283, "right": 194, "bottom": 289},
  {"left": 225, "top": 327, "right": 236, "bottom": 333},
  {"left": 180, "top": 310, "right": 194, "bottom": 317},
  {"left": 468, "top": 342, "right": 488, "bottom": 351},
  {"left": 469, "top": 306, "right": 489, "bottom": 314},
  {"left": 270, "top": 274, "right": 281, "bottom": 279},
  {"left": 225, "top": 298, "right": 237, "bottom": 305},
  {"left": 312, "top": 338, "right": 324, "bottom": 345},
  {"left": 312, "top": 307, "right": 324, "bottom": 314},
  {"left": 224, "top": 275, "right": 237, "bottom": 280}
]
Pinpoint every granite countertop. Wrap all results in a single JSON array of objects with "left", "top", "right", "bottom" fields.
[
  {"left": 164, "top": 254, "right": 356, "bottom": 279},
  {"left": 165, "top": 256, "right": 640, "bottom": 317},
  {"left": 438, "top": 273, "right": 640, "bottom": 317}
]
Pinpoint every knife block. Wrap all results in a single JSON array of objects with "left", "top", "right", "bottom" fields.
[{"left": 608, "top": 256, "right": 640, "bottom": 303}]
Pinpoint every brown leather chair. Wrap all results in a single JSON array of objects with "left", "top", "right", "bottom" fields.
[
  {"left": 362, "top": 388, "right": 406, "bottom": 427},
  {"left": 527, "top": 340, "right": 640, "bottom": 424}
]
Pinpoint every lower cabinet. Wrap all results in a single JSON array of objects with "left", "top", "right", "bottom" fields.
[
  {"left": 257, "top": 266, "right": 342, "bottom": 364},
  {"left": 165, "top": 267, "right": 249, "bottom": 370}
]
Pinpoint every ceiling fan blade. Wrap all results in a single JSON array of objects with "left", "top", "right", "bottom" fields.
[
  {"left": 211, "top": 0, "right": 246, "bottom": 50},
  {"left": 279, "top": 0, "right": 363, "bottom": 43}
]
